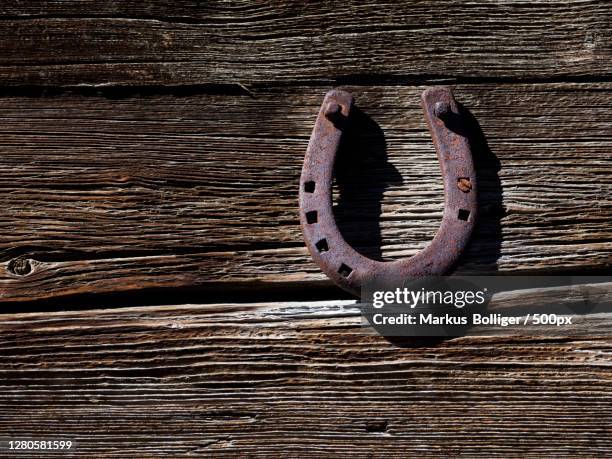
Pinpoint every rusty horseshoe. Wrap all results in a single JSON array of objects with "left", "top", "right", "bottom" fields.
[{"left": 299, "top": 87, "right": 477, "bottom": 296}]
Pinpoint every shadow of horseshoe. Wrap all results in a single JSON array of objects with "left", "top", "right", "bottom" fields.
[{"left": 333, "top": 105, "right": 403, "bottom": 263}]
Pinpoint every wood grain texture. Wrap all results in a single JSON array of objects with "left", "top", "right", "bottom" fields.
[
  {"left": 0, "top": 2, "right": 609, "bottom": 457},
  {"left": 0, "top": 297, "right": 610, "bottom": 458},
  {"left": 0, "top": 1, "right": 609, "bottom": 86},
  {"left": 0, "top": 83, "right": 610, "bottom": 302}
]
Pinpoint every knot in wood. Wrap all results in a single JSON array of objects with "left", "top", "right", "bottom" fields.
[{"left": 8, "top": 258, "right": 32, "bottom": 276}]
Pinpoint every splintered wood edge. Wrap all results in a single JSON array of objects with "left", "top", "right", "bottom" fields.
[{"left": 1, "top": 282, "right": 611, "bottom": 339}]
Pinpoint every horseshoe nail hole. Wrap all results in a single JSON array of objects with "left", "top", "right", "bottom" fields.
[
  {"left": 458, "top": 209, "right": 470, "bottom": 221},
  {"left": 338, "top": 263, "right": 353, "bottom": 278},
  {"left": 306, "top": 211, "right": 318, "bottom": 224},
  {"left": 304, "top": 181, "right": 316, "bottom": 193},
  {"left": 315, "top": 239, "right": 329, "bottom": 252}
]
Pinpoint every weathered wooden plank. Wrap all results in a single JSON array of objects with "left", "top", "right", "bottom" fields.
[
  {"left": 0, "top": 1, "right": 609, "bottom": 86},
  {"left": 0, "top": 296, "right": 610, "bottom": 457},
  {"left": 0, "top": 83, "right": 610, "bottom": 302}
]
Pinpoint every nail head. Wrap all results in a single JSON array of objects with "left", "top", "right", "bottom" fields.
[
  {"left": 325, "top": 102, "right": 342, "bottom": 119},
  {"left": 434, "top": 101, "right": 451, "bottom": 119}
]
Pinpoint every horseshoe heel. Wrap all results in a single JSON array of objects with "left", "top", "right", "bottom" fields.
[{"left": 299, "top": 87, "right": 477, "bottom": 296}]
